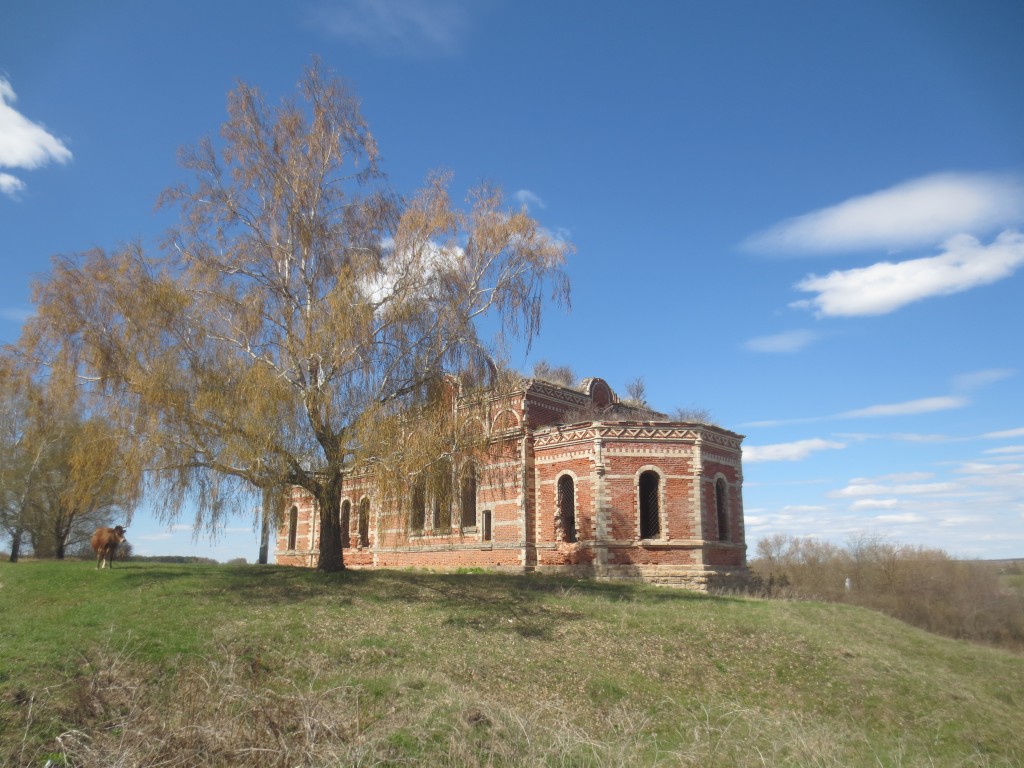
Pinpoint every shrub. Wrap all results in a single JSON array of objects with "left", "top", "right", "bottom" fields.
[{"left": 750, "top": 533, "right": 1024, "bottom": 651}]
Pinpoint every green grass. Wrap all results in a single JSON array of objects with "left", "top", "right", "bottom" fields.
[{"left": 2, "top": 561, "right": 1024, "bottom": 766}]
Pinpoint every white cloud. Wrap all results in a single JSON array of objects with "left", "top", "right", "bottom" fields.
[
  {"left": 744, "top": 172, "right": 1024, "bottom": 254},
  {"left": 984, "top": 445, "right": 1024, "bottom": 456},
  {"left": 873, "top": 513, "right": 927, "bottom": 524},
  {"left": 309, "top": 0, "right": 473, "bottom": 55},
  {"left": 136, "top": 532, "right": 175, "bottom": 542},
  {"left": 849, "top": 498, "right": 899, "bottom": 510},
  {"left": 792, "top": 230, "right": 1024, "bottom": 317},
  {"left": 743, "top": 438, "right": 845, "bottom": 463},
  {"left": 837, "top": 395, "right": 968, "bottom": 419},
  {"left": 939, "top": 515, "right": 985, "bottom": 527},
  {"left": 869, "top": 472, "right": 936, "bottom": 483},
  {"left": 0, "top": 172, "right": 25, "bottom": 196},
  {"left": 983, "top": 427, "right": 1024, "bottom": 439},
  {"left": 832, "top": 479, "right": 959, "bottom": 497},
  {"left": 837, "top": 432, "right": 960, "bottom": 443},
  {"left": 514, "top": 189, "right": 545, "bottom": 211},
  {"left": 955, "top": 461, "right": 1024, "bottom": 477},
  {"left": 1, "top": 307, "right": 34, "bottom": 324},
  {"left": 951, "top": 368, "right": 1014, "bottom": 393},
  {"left": 0, "top": 77, "right": 72, "bottom": 197},
  {"left": 739, "top": 416, "right": 821, "bottom": 428},
  {"left": 743, "top": 329, "right": 818, "bottom": 353}
]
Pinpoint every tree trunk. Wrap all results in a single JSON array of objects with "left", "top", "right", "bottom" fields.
[
  {"left": 258, "top": 487, "right": 272, "bottom": 565},
  {"left": 315, "top": 480, "right": 344, "bottom": 572},
  {"left": 9, "top": 527, "right": 23, "bottom": 562},
  {"left": 54, "top": 514, "right": 68, "bottom": 560}
]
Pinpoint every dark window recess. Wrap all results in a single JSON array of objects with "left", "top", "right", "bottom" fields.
[
  {"left": 358, "top": 498, "right": 370, "bottom": 547},
  {"left": 558, "top": 475, "right": 577, "bottom": 543},
  {"left": 482, "top": 510, "right": 492, "bottom": 542},
  {"left": 340, "top": 500, "right": 351, "bottom": 549},
  {"left": 287, "top": 505, "right": 298, "bottom": 550},
  {"left": 461, "top": 466, "right": 477, "bottom": 528},
  {"left": 639, "top": 471, "right": 660, "bottom": 539},
  {"left": 716, "top": 478, "right": 729, "bottom": 541},
  {"left": 432, "top": 460, "right": 452, "bottom": 530},
  {"left": 411, "top": 478, "right": 426, "bottom": 531}
]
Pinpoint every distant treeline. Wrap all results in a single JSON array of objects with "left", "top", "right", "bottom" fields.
[
  {"left": 0, "top": 552, "right": 241, "bottom": 566},
  {"left": 749, "top": 534, "right": 1024, "bottom": 652}
]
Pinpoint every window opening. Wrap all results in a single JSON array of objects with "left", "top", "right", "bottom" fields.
[
  {"left": 639, "top": 471, "right": 661, "bottom": 539},
  {"left": 358, "top": 498, "right": 370, "bottom": 548},
  {"left": 557, "top": 475, "right": 577, "bottom": 543},
  {"left": 716, "top": 478, "right": 729, "bottom": 541},
  {"left": 287, "top": 505, "right": 298, "bottom": 550},
  {"left": 461, "top": 465, "right": 477, "bottom": 529},
  {"left": 482, "top": 510, "right": 492, "bottom": 542},
  {"left": 432, "top": 458, "right": 453, "bottom": 530},
  {"left": 340, "top": 500, "right": 351, "bottom": 549},
  {"left": 411, "top": 477, "right": 426, "bottom": 532}
]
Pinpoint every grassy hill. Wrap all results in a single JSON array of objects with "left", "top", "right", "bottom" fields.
[{"left": 2, "top": 562, "right": 1022, "bottom": 767}]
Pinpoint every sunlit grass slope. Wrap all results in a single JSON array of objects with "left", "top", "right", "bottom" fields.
[{"left": 2, "top": 561, "right": 1022, "bottom": 767}]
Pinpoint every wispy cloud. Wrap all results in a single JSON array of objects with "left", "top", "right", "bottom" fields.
[
  {"left": 749, "top": 370, "right": 1007, "bottom": 432},
  {"left": 982, "top": 427, "right": 1024, "bottom": 439},
  {"left": 951, "top": 368, "right": 1015, "bottom": 393},
  {"left": 0, "top": 77, "right": 72, "bottom": 198},
  {"left": 744, "top": 172, "right": 1024, "bottom": 255},
  {"left": 984, "top": 445, "right": 1024, "bottom": 456},
  {"left": 849, "top": 498, "right": 899, "bottom": 510},
  {"left": 0, "top": 307, "right": 34, "bottom": 324},
  {"left": 837, "top": 432, "right": 960, "bottom": 444},
  {"left": 743, "top": 329, "right": 819, "bottom": 353},
  {"left": 0, "top": 172, "right": 25, "bottom": 196},
  {"left": 832, "top": 477, "right": 960, "bottom": 498},
  {"left": 745, "top": 397, "right": 967, "bottom": 430},
  {"left": 309, "top": 0, "right": 475, "bottom": 56},
  {"left": 514, "top": 189, "right": 545, "bottom": 211},
  {"left": 837, "top": 396, "right": 968, "bottom": 419},
  {"left": 743, "top": 438, "right": 845, "bottom": 463},
  {"left": 873, "top": 512, "right": 927, "bottom": 524}
]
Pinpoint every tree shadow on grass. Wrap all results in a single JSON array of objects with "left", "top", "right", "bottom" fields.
[{"left": 109, "top": 563, "right": 737, "bottom": 641}]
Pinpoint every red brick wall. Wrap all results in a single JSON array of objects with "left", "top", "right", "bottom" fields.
[{"left": 273, "top": 380, "right": 748, "bottom": 588}]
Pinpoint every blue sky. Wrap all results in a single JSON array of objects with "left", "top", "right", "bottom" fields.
[{"left": 3, "top": 0, "right": 1023, "bottom": 562}]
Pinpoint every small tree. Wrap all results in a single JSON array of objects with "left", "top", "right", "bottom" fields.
[
  {"left": 29, "top": 414, "right": 132, "bottom": 559},
  {"left": 531, "top": 360, "right": 576, "bottom": 387},
  {"left": 28, "top": 62, "right": 570, "bottom": 571},
  {"left": 0, "top": 354, "right": 135, "bottom": 560},
  {"left": 670, "top": 406, "right": 716, "bottom": 426},
  {"left": 0, "top": 363, "right": 48, "bottom": 562},
  {"left": 624, "top": 377, "right": 647, "bottom": 407}
]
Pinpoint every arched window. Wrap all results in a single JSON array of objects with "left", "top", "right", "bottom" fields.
[
  {"left": 716, "top": 478, "right": 729, "bottom": 542},
  {"left": 358, "top": 498, "right": 370, "bottom": 548},
  {"left": 639, "top": 471, "right": 661, "bottom": 539},
  {"left": 460, "top": 464, "right": 477, "bottom": 529},
  {"left": 340, "top": 500, "right": 351, "bottom": 549},
  {"left": 287, "top": 505, "right": 298, "bottom": 550},
  {"left": 432, "top": 458, "right": 453, "bottom": 530},
  {"left": 411, "top": 477, "right": 426, "bottom": 532},
  {"left": 557, "top": 474, "right": 577, "bottom": 543}
]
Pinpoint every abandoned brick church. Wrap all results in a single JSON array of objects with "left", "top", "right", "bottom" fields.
[{"left": 276, "top": 376, "right": 747, "bottom": 590}]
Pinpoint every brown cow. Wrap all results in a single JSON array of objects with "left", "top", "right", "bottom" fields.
[{"left": 91, "top": 526, "right": 127, "bottom": 569}]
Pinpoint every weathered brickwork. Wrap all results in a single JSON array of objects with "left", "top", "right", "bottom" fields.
[{"left": 276, "top": 377, "right": 748, "bottom": 590}]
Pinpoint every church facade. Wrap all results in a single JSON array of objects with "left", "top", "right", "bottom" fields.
[{"left": 276, "top": 377, "right": 747, "bottom": 590}]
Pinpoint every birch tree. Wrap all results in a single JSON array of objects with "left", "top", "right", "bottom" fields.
[{"left": 27, "top": 62, "right": 570, "bottom": 571}]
